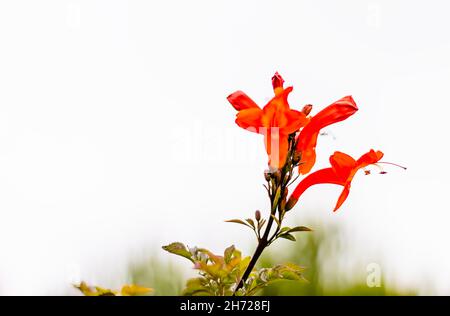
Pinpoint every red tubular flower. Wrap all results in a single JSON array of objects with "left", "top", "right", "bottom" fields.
[
  {"left": 286, "top": 149, "right": 384, "bottom": 212},
  {"left": 296, "top": 96, "right": 358, "bottom": 174},
  {"left": 227, "top": 73, "right": 309, "bottom": 169}
]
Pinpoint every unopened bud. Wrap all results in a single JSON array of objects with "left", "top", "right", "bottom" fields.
[
  {"left": 271, "top": 72, "right": 284, "bottom": 90},
  {"left": 280, "top": 189, "right": 288, "bottom": 210},
  {"left": 292, "top": 151, "right": 301, "bottom": 164},
  {"left": 302, "top": 104, "right": 313, "bottom": 116},
  {"left": 264, "top": 170, "right": 271, "bottom": 182},
  {"left": 274, "top": 170, "right": 282, "bottom": 184},
  {"left": 255, "top": 210, "right": 261, "bottom": 221},
  {"left": 285, "top": 197, "right": 298, "bottom": 212}
]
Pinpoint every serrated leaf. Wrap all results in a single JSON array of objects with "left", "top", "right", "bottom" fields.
[
  {"left": 224, "top": 245, "right": 235, "bottom": 264},
  {"left": 279, "top": 233, "right": 296, "bottom": 241},
  {"left": 183, "top": 278, "right": 211, "bottom": 296},
  {"left": 162, "top": 242, "right": 194, "bottom": 263},
  {"left": 274, "top": 263, "right": 306, "bottom": 281},
  {"left": 239, "top": 256, "right": 251, "bottom": 274},
  {"left": 248, "top": 262, "right": 306, "bottom": 295},
  {"left": 281, "top": 262, "right": 306, "bottom": 273}
]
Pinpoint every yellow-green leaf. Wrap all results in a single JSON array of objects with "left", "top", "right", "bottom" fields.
[
  {"left": 245, "top": 218, "right": 256, "bottom": 229},
  {"left": 225, "top": 219, "right": 253, "bottom": 229},
  {"left": 279, "top": 233, "right": 296, "bottom": 241},
  {"left": 224, "top": 245, "right": 235, "bottom": 264},
  {"left": 288, "top": 226, "right": 312, "bottom": 233},
  {"left": 121, "top": 284, "right": 153, "bottom": 296},
  {"left": 162, "top": 242, "right": 194, "bottom": 263}
]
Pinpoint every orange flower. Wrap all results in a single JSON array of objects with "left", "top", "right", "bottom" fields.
[
  {"left": 227, "top": 73, "right": 308, "bottom": 169},
  {"left": 296, "top": 96, "right": 358, "bottom": 174},
  {"left": 287, "top": 149, "right": 384, "bottom": 212}
]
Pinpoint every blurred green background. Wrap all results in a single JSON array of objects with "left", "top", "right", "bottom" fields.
[{"left": 126, "top": 222, "right": 416, "bottom": 296}]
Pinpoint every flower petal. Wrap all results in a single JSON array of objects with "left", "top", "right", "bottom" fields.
[
  {"left": 356, "top": 149, "right": 384, "bottom": 168},
  {"left": 297, "top": 132, "right": 318, "bottom": 175},
  {"left": 263, "top": 129, "right": 289, "bottom": 169},
  {"left": 235, "top": 108, "right": 263, "bottom": 132},
  {"left": 283, "top": 109, "right": 308, "bottom": 135},
  {"left": 296, "top": 96, "right": 358, "bottom": 174},
  {"left": 227, "top": 90, "right": 260, "bottom": 111},
  {"left": 334, "top": 183, "right": 351, "bottom": 212},
  {"left": 261, "top": 86, "right": 295, "bottom": 129},
  {"left": 287, "top": 168, "right": 345, "bottom": 209},
  {"left": 290, "top": 149, "right": 384, "bottom": 212},
  {"left": 329, "top": 151, "right": 356, "bottom": 178},
  {"left": 311, "top": 95, "right": 358, "bottom": 124}
]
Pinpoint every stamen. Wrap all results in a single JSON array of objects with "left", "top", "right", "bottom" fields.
[
  {"left": 372, "top": 163, "right": 384, "bottom": 173},
  {"left": 377, "top": 161, "right": 407, "bottom": 170}
]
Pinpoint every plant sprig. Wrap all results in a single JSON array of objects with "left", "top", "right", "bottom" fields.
[{"left": 231, "top": 133, "right": 311, "bottom": 294}]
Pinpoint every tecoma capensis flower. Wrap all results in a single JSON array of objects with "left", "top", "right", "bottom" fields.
[
  {"left": 295, "top": 96, "right": 358, "bottom": 175},
  {"left": 286, "top": 149, "right": 384, "bottom": 212},
  {"left": 162, "top": 74, "right": 404, "bottom": 296},
  {"left": 227, "top": 72, "right": 308, "bottom": 169}
]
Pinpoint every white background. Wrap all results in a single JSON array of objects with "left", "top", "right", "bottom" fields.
[{"left": 0, "top": 0, "right": 449, "bottom": 295}]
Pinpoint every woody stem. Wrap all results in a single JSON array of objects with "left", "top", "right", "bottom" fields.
[
  {"left": 233, "top": 194, "right": 277, "bottom": 294},
  {"left": 233, "top": 135, "right": 296, "bottom": 295}
]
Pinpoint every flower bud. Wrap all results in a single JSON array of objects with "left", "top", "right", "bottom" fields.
[
  {"left": 280, "top": 188, "right": 289, "bottom": 210},
  {"left": 271, "top": 72, "right": 284, "bottom": 90},
  {"left": 273, "top": 170, "right": 282, "bottom": 184},
  {"left": 282, "top": 188, "right": 289, "bottom": 200},
  {"left": 285, "top": 197, "right": 298, "bottom": 212},
  {"left": 255, "top": 210, "right": 261, "bottom": 221},
  {"left": 292, "top": 151, "right": 301, "bottom": 164},
  {"left": 302, "top": 104, "right": 313, "bottom": 116},
  {"left": 264, "top": 170, "right": 271, "bottom": 182}
]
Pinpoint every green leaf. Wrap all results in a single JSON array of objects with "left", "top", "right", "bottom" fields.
[
  {"left": 245, "top": 218, "right": 256, "bottom": 229},
  {"left": 224, "top": 245, "right": 235, "bottom": 264},
  {"left": 182, "top": 277, "right": 211, "bottom": 296},
  {"left": 258, "top": 219, "right": 266, "bottom": 231},
  {"left": 246, "top": 262, "right": 307, "bottom": 295},
  {"left": 121, "top": 285, "right": 153, "bottom": 296},
  {"left": 272, "top": 187, "right": 282, "bottom": 208},
  {"left": 162, "top": 242, "right": 194, "bottom": 263},
  {"left": 274, "top": 263, "right": 306, "bottom": 281},
  {"left": 270, "top": 214, "right": 280, "bottom": 227},
  {"left": 279, "top": 226, "right": 291, "bottom": 233},
  {"left": 288, "top": 226, "right": 312, "bottom": 233},
  {"left": 225, "top": 219, "right": 253, "bottom": 229},
  {"left": 279, "top": 233, "right": 296, "bottom": 241},
  {"left": 281, "top": 262, "right": 305, "bottom": 273}
]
